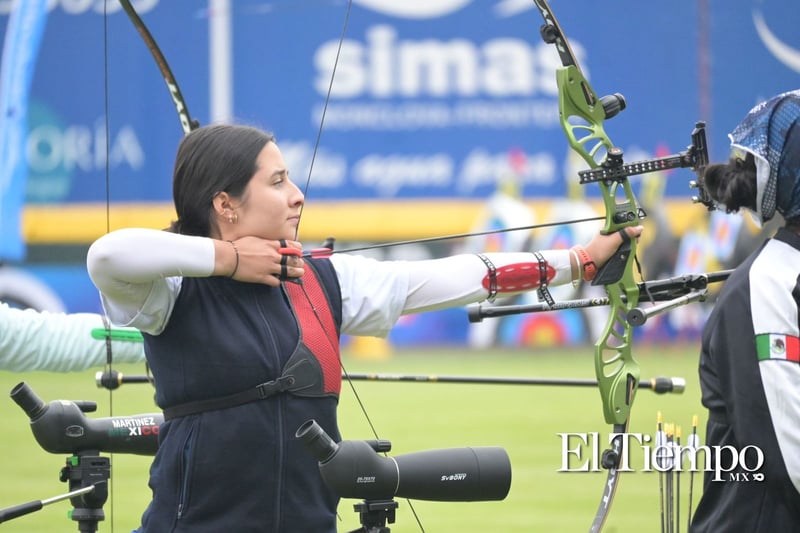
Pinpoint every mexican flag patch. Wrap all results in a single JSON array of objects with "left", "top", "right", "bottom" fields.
[{"left": 756, "top": 334, "right": 800, "bottom": 362}]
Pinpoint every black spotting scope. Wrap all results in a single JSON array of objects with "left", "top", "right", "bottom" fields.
[
  {"left": 10, "top": 382, "right": 162, "bottom": 456},
  {"left": 296, "top": 419, "right": 511, "bottom": 502}
]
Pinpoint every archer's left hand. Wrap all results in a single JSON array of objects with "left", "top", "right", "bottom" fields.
[{"left": 585, "top": 225, "right": 644, "bottom": 269}]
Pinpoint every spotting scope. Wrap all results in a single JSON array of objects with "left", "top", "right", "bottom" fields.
[
  {"left": 10, "top": 382, "right": 161, "bottom": 456},
  {"left": 296, "top": 419, "right": 511, "bottom": 502}
]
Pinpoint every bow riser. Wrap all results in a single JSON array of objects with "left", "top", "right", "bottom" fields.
[
  {"left": 557, "top": 66, "right": 609, "bottom": 163},
  {"left": 533, "top": 0, "right": 646, "bottom": 528},
  {"left": 554, "top": 50, "right": 642, "bottom": 429},
  {"left": 596, "top": 290, "right": 639, "bottom": 425}
]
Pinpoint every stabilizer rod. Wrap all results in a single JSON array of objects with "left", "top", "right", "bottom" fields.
[{"left": 469, "top": 270, "right": 732, "bottom": 323}]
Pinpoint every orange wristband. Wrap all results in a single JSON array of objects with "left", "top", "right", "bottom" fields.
[{"left": 572, "top": 246, "right": 596, "bottom": 282}]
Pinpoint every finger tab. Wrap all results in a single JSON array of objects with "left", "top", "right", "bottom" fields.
[{"left": 278, "top": 247, "right": 302, "bottom": 257}]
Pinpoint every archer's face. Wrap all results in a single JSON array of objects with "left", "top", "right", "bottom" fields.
[{"left": 233, "top": 142, "right": 304, "bottom": 241}]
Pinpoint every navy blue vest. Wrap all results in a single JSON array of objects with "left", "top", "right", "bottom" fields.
[{"left": 139, "top": 259, "right": 344, "bottom": 532}]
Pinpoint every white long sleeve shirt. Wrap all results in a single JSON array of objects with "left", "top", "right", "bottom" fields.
[{"left": 87, "top": 228, "right": 574, "bottom": 337}]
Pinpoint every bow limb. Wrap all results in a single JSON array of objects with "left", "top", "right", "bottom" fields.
[{"left": 117, "top": 0, "right": 199, "bottom": 134}]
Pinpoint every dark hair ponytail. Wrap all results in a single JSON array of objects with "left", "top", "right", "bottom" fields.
[
  {"left": 169, "top": 124, "right": 275, "bottom": 236},
  {"left": 703, "top": 152, "right": 757, "bottom": 214}
]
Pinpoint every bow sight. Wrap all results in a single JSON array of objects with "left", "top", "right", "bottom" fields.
[{"left": 578, "top": 121, "right": 713, "bottom": 212}]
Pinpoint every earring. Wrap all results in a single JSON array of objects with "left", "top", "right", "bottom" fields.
[{"left": 227, "top": 211, "right": 238, "bottom": 224}]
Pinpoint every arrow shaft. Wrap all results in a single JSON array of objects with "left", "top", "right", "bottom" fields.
[
  {"left": 98, "top": 370, "right": 683, "bottom": 393},
  {"left": 346, "top": 373, "right": 683, "bottom": 393}
]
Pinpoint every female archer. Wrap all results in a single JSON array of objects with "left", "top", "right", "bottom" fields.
[
  {"left": 87, "top": 123, "right": 641, "bottom": 532},
  {"left": 691, "top": 89, "right": 800, "bottom": 532}
]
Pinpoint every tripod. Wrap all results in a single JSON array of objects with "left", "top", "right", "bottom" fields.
[
  {"left": 0, "top": 451, "right": 110, "bottom": 532},
  {"left": 61, "top": 450, "right": 110, "bottom": 532},
  {"left": 347, "top": 499, "right": 398, "bottom": 533}
]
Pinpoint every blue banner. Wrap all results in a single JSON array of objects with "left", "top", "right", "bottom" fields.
[
  {"left": 0, "top": 0, "right": 795, "bottom": 209},
  {"left": 1, "top": 0, "right": 799, "bottom": 337},
  {"left": 0, "top": 0, "right": 47, "bottom": 260}
]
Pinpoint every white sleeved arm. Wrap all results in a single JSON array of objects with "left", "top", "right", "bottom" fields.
[
  {"left": 751, "top": 241, "right": 800, "bottom": 496},
  {"left": 401, "top": 250, "right": 572, "bottom": 313},
  {"left": 760, "top": 363, "right": 800, "bottom": 495},
  {"left": 0, "top": 303, "right": 145, "bottom": 372},
  {"left": 87, "top": 228, "right": 215, "bottom": 334},
  {"left": 330, "top": 250, "right": 571, "bottom": 337}
]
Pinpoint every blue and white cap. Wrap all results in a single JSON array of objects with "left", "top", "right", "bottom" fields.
[{"left": 728, "top": 89, "right": 800, "bottom": 224}]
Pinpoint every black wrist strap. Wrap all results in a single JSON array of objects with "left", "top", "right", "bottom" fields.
[
  {"left": 533, "top": 251, "right": 555, "bottom": 308},
  {"left": 476, "top": 253, "right": 498, "bottom": 302}
]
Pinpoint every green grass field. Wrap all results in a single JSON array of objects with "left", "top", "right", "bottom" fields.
[{"left": 0, "top": 344, "right": 704, "bottom": 532}]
